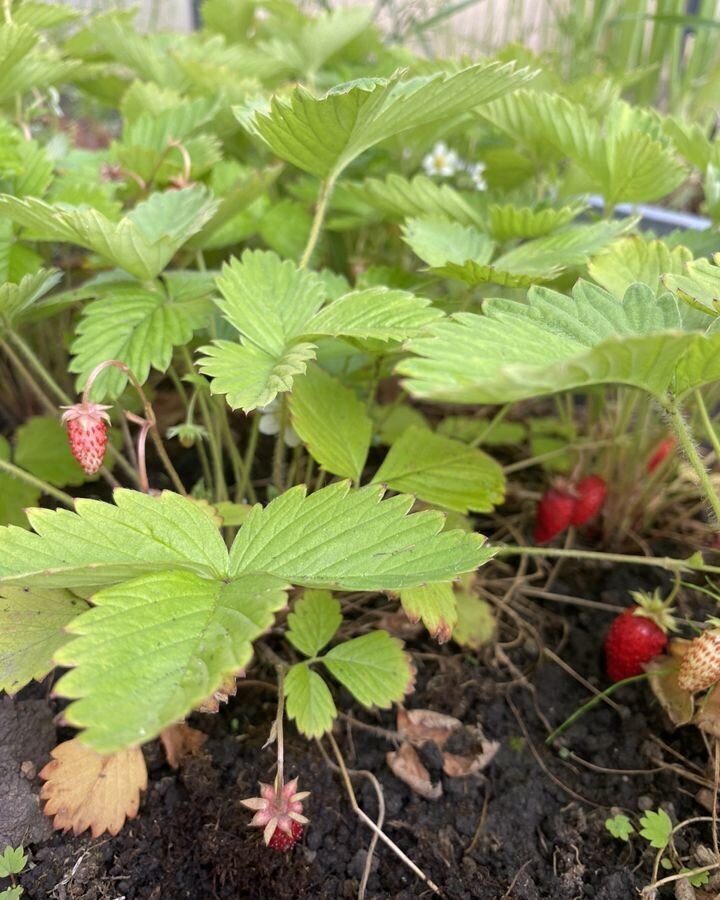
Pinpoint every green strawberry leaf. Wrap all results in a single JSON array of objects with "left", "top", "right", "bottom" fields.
[
  {"left": 399, "top": 582, "right": 457, "bottom": 643},
  {"left": 323, "top": 631, "right": 412, "bottom": 708},
  {"left": 0, "top": 435, "right": 40, "bottom": 528},
  {"left": 286, "top": 589, "right": 342, "bottom": 658},
  {"left": 639, "top": 808, "right": 673, "bottom": 849},
  {"left": 284, "top": 663, "right": 337, "bottom": 738},
  {"left": 14, "top": 416, "right": 89, "bottom": 487}
]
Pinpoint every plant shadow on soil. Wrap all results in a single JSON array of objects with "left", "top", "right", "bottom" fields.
[{"left": 4, "top": 561, "right": 711, "bottom": 900}]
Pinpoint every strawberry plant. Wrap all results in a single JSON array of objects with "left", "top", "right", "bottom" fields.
[{"left": 2, "top": 1, "right": 720, "bottom": 895}]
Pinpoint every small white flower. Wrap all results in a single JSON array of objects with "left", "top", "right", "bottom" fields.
[
  {"left": 258, "top": 400, "right": 301, "bottom": 448},
  {"left": 422, "top": 142, "right": 460, "bottom": 178},
  {"left": 468, "top": 161, "right": 487, "bottom": 191}
]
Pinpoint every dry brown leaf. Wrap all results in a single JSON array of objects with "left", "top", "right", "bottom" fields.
[
  {"left": 386, "top": 743, "right": 442, "bottom": 800},
  {"left": 377, "top": 611, "right": 423, "bottom": 641},
  {"left": 39, "top": 739, "right": 147, "bottom": 838},
  {"left": 396, "top": 708, "right": 462, "bottom": 749},
  {"left": 160, "top": 724, "right": 207, "bottom": 769},
  {"left": 442, "top": 739, "right": 500, "bottom": 777},
  {"left": 646, "top": 654, "right": 694, "bottom": 728},
  {"left": 197, "top": 672, "right": 240, "bottom": 713},
  {"left": 694, "top": 684, "right": 720, "bottom": 738}
]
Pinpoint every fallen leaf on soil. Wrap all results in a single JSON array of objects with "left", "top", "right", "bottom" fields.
[
  {"left": 197, "top": 672, "right": 241, "bottom": 713},
  {"left": 442, "top": 739, "right": 500, "bottom": 777},
  {"left": 694, "top": 684, "right": 720, "bottom": 739},
  {"left": 386, "top": 743, "right": 442, "bottom": 800},
  {"left": 646, "top": 653, "right": 694, "bottom": 728},
  {"left": 160, "top": 724, "right": 207, "bottom": 769},
  {"left": 377, "top": 611, "right": 423, "bottom": 641},
  {"left": 39, "top": 739, "right": 147, "bottom": 837},
  {"left": 396, "top": 708, "right": 462, "bottom": 748}
]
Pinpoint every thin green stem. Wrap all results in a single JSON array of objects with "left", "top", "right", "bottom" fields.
[
  {"left": 666, "top": 397, "right": 720, "bottom": 522},
  {"left": 1, "top": 338, "right": 60, "bottom": 415},
  {"left": 272, "top": 398, "right": 289, "bottom": 493},
  {"left": 694, "top": 388, "right": 720, "bottom": 460},
  {"left": 299, "top": 174, "right": 337, "bottom": 269},
  {"left": 238, "top": 415, "right": 259, "bottom": 504},
  {"left": 494, "top": 543, "right": 720, "bottom": 576},
  {"left": 180, "top": 346, "right": 226, "bottom": 502},
  {"left": 215, "top": 399, "right": 251, "bottom": 500},
  {"left": 0, "top": 457, "right": 74, "bottom": 508}
]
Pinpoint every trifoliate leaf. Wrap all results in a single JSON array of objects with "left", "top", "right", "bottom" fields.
[
  {"left": 400, "top": 280, "right": 720, "bottom": 403},
  {"left": 0, "top": 489, "right": 230, "bottom": 589},
  {"left": 402, "top": 217, "right": 495, "bottom": 268},
  {"left": 305, "top": 287, "right": 443, "bottom": 342},
  {"left": 323, "top": 631, "right": 412, "bottom": 707},
  {"left": 605, "top": 814, "right": 635, "bottom": 842},
  {"left": 229, "top": 481, "right": 492, "bottom": 591},
  {"left": 240, "top": 62, "right": 534, "bottom": 179},
  {"left": 39, "top": 739, "right": 147, "bottom": 837},
  {"left": 286, "top": 589, "right": 342, "bottom": 658},
  {"left": 0, "top": 586, "right": 86, "bottom": 694},
  {"left": 0, "top": 846, "right": 27, "bottom": 877},
  {"left": 54, "top": 570, "right": 288, "bottom": 751},
  {"left": 639, "top": 808, "right": 673, "bottom": 849},
  {"left": 0, "top": 435, "right": 40, "bottom": 527},
  {"left": 0, "top": 186, "right": 218, "bottom": 279},
  {"left": 14, "top": 416, "right": 88, "bottom": 487},
  {"left": 284, "top": 663, "right": 336, "bottom": 738},
  {"left": 399, "top": 582, "right": 456, "bottom": 643},
  {"left": 289, "top": 365, "right": 371, "bottom": 482},
  {"left": 373, "top": 426, "right": 506, "bottom": 514},
  {"left": 590, "top": 236, "right": 692, "bottom": 297},
  {"left": 70, "top": 284, "right": 211, "bottom": 400}
]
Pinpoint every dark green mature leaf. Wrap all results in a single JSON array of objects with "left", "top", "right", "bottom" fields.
[
  {"left": 286, "top": 590, "right": 342, "bottom": 658},
  {"left": 0, "top": 436, "right": 39, "bottom": 527},
  {"left": 54, "top": 570, "right": 288, "bottom": 752},
  {"left": 14, "top": 417, "right": 88, "bottom": 487},
  {"left": 373, "top": 426, "right": 506, "bottom": 514},
  {"left": 284, "top": 663, "right": 336, "bottom": 737},
  {"left": 240, "top": 62, "right": 534, "bottom": 179},
  {"left": 289, "top": 365, "right": 371, "bottom": 482},
  {"left": 0, "top": 587, "right": 86, "bottom": 694},
  {"left": 229, "top": 481, "right": 492, "bottom": 590},
  {"left": 323, "top": 631, "right": 412, "bottom": 707},
  {"left": 0, "top": 490, "right": 229, "bottom": 590},
  {"left": 399, "top": 281, "right": 720, "bottom": 403},
  {"left": 70, "top": 284, "right": 211, "bottom": 400}
]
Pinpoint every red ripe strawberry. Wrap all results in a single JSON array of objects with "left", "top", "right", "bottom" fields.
[
  {"left": 677, "top": 628, "right": 720, "bottom": 693},
  {"left": 604, "top": 603, "right": 671, "bottom": 682},
  {"left": 267, "top": 820, "right": 303, "bottom": 852},
  {"left": 534, "top": 488, "right": 575, "bottom": 543},
  {"left": 570, "top": 475, "right": 607, "bottom": 527},
  {"left": 60, "top": 402, "right": 112, "bottom": 474},
  {"left": 647, "top": 437, "right": 676, "bottom": 474}
]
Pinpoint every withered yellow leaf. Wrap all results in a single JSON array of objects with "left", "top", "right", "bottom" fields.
[{"left": 39, "top": 739, "right": 147, "bottom": 838}]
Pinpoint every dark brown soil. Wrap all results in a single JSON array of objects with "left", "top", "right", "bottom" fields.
[{"left": 2, "top": 561, "right": 711, "bottom": 900}]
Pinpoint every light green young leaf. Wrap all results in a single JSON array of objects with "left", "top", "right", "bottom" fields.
[
  {"left": 305, "top": 287, "right": 443, "bottom": 342},
  {"left": 402, "top": 217, "right": 495, "bottom": 268},
  {"left": 399, "top": 281, "right": 719, "bottom": 403},
  {"left": 0, "top": 268, "right": 62, "bottom": 326},
  {"left": 0, "top": 22, "right": 80, "bottom": 104},
  {"left": 0, "top": 436, "right": 39, "bottom": 528},
  {"left": 495, "top": 219, "right": 635, "bottom": 271},
  {"left": 605, "top": 814, "right": 635, "bottom": 842},
  {"left": 323, "top": 631, "right": 412, "bottom": 708},
  {"left": 240, "top": 62, "right": 534, "bottom": 179},
  {"left": 639, "top": 808, "right": 673, "bottom": 849},
  {"left": 373, "top": 426, "right": 506, "bottom": 514},
  {"left": 453, "top": 590, "right": 495, "bottom": 649},
  {"left": 351, "top": 174, "right": 485, "bottom": 226},
  {"left": 662, "top": 256, "right": 720, "bottom": 316},
  {"left": 399, "top": 582, "right": 456, "bottom": 643},
  {"left": 286, "top": 589, "right": 342, "bottom": 658},
  {"left": 54, "top": 570, "right": 287, "bottom": 752},
  {"left": 0, "top": 489, "right": 229, "bottom": 590},
  {"left": 0, "top": 186, "right": 218, "bottom": 280},
  {"left": 590, "top": 236, "right": 693, "bottom": 296},
  {"left": 0, "top": 846, "right": 27, "bottom": 877},
  {"left": 487, "top": 202, "right": 586, "bottom": 241},
  {"left": 70, "top": 284, "right": 211, "bottom": 400},
  {"left": 434, "top": 259, "right": 560, "bottom": 288},
  {"left": 289, "top": 365, "right": 371, "bottom": 482},
  {"left": 0, "top": 586, "right": 86, "bottom": 695},
  {"left": 14, "top": 2, "right": 82, "bottom": 29},
  {"left": 284, "top": 663, "right": 337, "bottom": 738},
  {"left": 229, "top": 481, "right": 492, "bottom": 591},
  {"left": 14, "top": 416, "right": 88, "bottom": 487}
]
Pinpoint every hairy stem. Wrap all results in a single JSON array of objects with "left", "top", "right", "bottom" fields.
[
  {"left": 694, "top": 388, "right": 720, "bottom": 460},
  {"left": 299, "top": 174, "right": 337, "bottom": 269},
  {"left": 494, "top": 543, "right": 720, "bottom": 576},
  {"left": 665, "top": 396, "right": 720, "bottom": 523},
  {"left": 0, "top": 457, "right": 75, "bottom": 508}
]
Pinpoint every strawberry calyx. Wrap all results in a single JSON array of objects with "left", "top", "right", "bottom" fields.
[{"left": 628, "top": 589, "right": 677, "bottom": 635}]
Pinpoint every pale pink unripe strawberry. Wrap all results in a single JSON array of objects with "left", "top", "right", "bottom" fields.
[
  {"left": 60, "top": 402, "right": 112, "bottom": 474},
  {"left": 677, "top": 628, "right": 720, "bottom": 693},
  {"left": 241, "top": 777, "right": 309, "bottom": 850}
]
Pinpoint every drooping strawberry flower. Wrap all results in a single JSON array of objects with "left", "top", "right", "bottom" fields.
[
  {"left": 241, "top": 777, "right": 309, "bottom": 851},
  {"left": 60, "top": 402, "right": 112, "bottom": 474}
]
